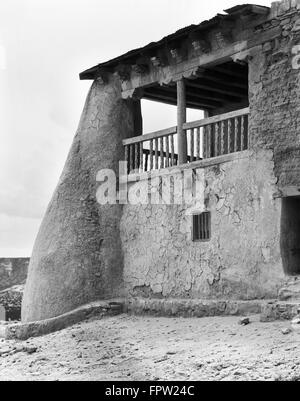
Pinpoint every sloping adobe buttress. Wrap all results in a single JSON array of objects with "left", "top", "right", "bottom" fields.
[{"left": 22, "top": 76, "right": 136, "bottom": 322}]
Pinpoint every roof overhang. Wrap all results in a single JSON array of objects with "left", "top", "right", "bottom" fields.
[{"left": 79, "top": 4, "right": 270, "bottom": 81}]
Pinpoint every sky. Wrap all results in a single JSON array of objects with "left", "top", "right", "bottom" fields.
[{"left": 0, "top": 0, "right": 271, "bottom": 257}]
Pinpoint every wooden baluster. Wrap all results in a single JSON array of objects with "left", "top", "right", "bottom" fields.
[
  {"left": 196, "top": 127, "right": 200, "bottom": 160},
  {"left": 144, "top": 150, "right": 149, "bottom": 172},
  {"left": 200, "top": 213, "right": 204, "bottom": 240},
  {"left": 155, "top": 138, "right": 159, "bottom": 169},
  {"left": 125, "top": 145, "right": 129, "bottom": 174},
  {"left": 130, "top": 144, "right": 134, "bottom": 172},
  {"left": 220, "top": 120, "right": 225, "bottom": 156},
  {"left": 139, "top": 142, "right": 143, "bottom": 172},
  {"left": 205, "top": 126, "right": 209, "bottom": 159},
  {"left": 206, "top": 212, "right": 209, "bottom": 239},
  {"left": 150, "top": 139, "right": 154, "bottom": 171},
  {"left": 160, "top": 137, "right": 164, "bottom": 169},
  {"left": 234, "top": 117, "right": 238, "bottom": 152},
  {"left": 207, "top": 125, "right": 211, "bottom": 158},
  {"left": 227, "top": 119, "right": 231, "bottom": 154},
  {"left": 214, "top": 122, "right": 219, "bottom": 157},
  {"left": 245, "top": 115, "right": 249, "bottom": 149},
  {"left": 135, "top": 143, "right": 139, "bottom": 171},
  {"left": 190, "top": 128, "right": 194, "bottom": 163},
  {"left": 240, "top": 116, "right": 245, "bottom": 151},
  {"left": 165, "top": 136, "right": 170, "bottom": 168},
  {"left": 170, "top": 135, "right": 175, "bottom": 166},
  {"left": 201, "top": 127, "right": 204, "bottom": 159}
]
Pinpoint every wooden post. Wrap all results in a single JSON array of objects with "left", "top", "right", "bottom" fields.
[
  {"left": 177, "top": 79, "right": 187, "bottom": 164},
  {"left": 133, "top": 99, "right": 143, "bottom": 137}
]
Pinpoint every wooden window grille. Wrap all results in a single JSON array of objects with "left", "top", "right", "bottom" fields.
[{"left": 192, "top": 212, "right": 211, "bottom": 241}]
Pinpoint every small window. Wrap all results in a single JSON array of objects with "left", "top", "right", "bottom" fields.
[{"left": 192, "top": 212, "right": 211, "bottom": 241}]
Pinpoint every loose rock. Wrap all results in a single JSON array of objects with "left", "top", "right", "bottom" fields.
[
  {"left": 281, "top": 328, "right": 292, "bottom": 335},
  {"left": 291, "top": 316, "right": 300, "bottom": 325},
  {"left": 239, "top": 317, "right": 250, "bottom": 326},
  {"left": 23, "top": 346, "right": 38, "bottom": 354}
]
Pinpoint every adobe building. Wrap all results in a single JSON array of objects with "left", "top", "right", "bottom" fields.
[{"left": 22, "top": 0, "right": 300, "bottom": 323}]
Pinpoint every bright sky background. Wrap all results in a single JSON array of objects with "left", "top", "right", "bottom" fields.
[{"left": 0, "top": 0, "right": 271, "bottom": 257}]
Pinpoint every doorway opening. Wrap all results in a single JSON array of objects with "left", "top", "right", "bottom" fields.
[{"left": 280, "top": 197, "right": 300, "bottom": 276}]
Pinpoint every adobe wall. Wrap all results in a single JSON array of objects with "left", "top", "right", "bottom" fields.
[
  {"left": 121, "top": 0, "right": 300, "bottom": 302},
  {"left": 121, "top": 150, "right": 285, "bottom": 301},
  {"left": 249, "top": 0, "right": 300, "bottom": 189},
  {"left": 22, "top": 76, "right": 136, "bottom": 322}
]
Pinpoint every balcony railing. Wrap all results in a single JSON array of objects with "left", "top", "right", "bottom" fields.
[{"left": 123, "top": 107, "right": 249, "bottom": 173}]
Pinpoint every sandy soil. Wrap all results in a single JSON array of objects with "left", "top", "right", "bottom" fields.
[{"left": 0, "top": 314, "right": 300, "bottom": 381}]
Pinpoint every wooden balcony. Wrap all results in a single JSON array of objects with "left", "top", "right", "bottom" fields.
[{"left": 123, "top": 107, "right": 249, "bottom": 173}]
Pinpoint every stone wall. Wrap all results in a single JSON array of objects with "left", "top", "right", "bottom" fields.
[
  {"left": 121, "top": 150, "right": 285, "bottom": 301},
  {"left": 249, "top": 0, "right": 300, "bottom": 189},
  {"left": 0, "top": 258, "right": 29, "bottom": 291}
]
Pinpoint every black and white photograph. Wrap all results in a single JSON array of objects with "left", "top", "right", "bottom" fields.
[{"left": 1, "top": 0, "right": 300, "bottom": 385}]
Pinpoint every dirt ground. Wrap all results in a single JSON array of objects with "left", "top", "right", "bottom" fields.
[{"left": 0, "top": 314, "right": 300, "bottom": 381}]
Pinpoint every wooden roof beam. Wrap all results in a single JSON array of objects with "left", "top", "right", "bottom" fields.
[
  {"left": 143, "top": 93, "right": 213, "bottom": 111},
  {"left": 143, "top": 88, "right": 222, "bottom": 108},
  {"left": 185, "top": 85, "right": 243, "bottom": 103},
  {"left": 211, "top": 65, "right": 247, "bottom": 79},
  {"left": 188, "top": 31, "right": 211, "bottom": 54},
  {"left": 148, "top": 80, "right": 243, "bottom": 103},
  {"left": 155, "top": 83, "right": 243, "bottom": 103},
  {"left": 197, "top": 70, "right": 248, "bottom": 90},
  {"left": 186, "top": 79, "right": 247, "bottom": 98}
]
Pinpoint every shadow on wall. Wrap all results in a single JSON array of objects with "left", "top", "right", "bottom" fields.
[{"left": 281, "top": 197, "right": 300, "bottom": 276}]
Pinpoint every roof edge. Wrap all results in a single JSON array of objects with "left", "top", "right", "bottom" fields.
[{"left": 79, "top": 3, "right": 270, "bottom": 81}]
